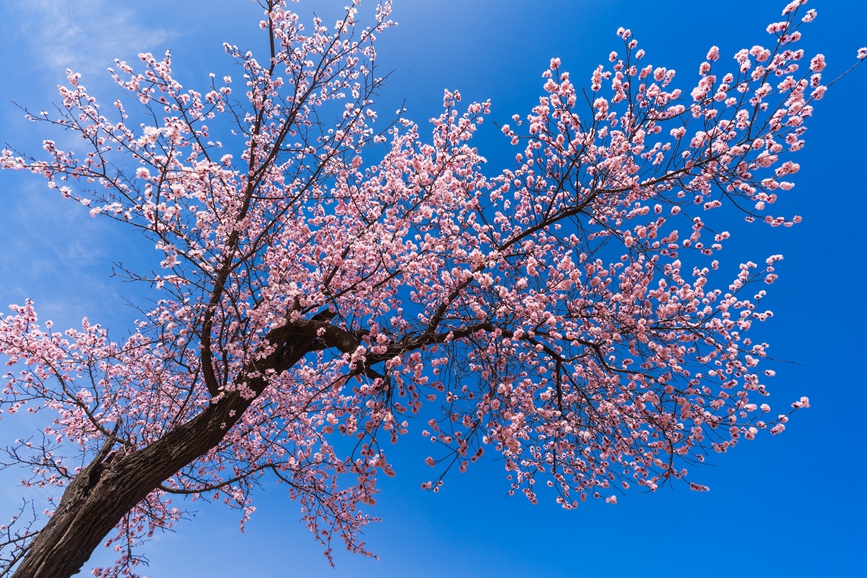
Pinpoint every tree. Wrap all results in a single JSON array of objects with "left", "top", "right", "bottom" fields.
[{"left": 0, "top": 0, "right": 862, "bottom": 576}]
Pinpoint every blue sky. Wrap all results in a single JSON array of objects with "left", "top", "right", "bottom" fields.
[{"left": 1, "top": 0, "right": 865, "bottom": 576}]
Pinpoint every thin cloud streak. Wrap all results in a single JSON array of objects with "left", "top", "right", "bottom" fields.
[{"left": 9, "top": 0, "right": 173, "bottom": 77}]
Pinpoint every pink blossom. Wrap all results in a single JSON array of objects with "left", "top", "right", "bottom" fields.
[
  {"left": 707, "top": 46, "right": 720, "bottom": 62},
  {"left": 781, "top": 0, "right": 806, "bottom": 15},
  {"left": 810, "top": 54, "right": 826, "bottom": 72}
]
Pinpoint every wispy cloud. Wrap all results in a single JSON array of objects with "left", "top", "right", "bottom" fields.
[
  {"left": 0, "top": 0, "right": 171, "bottom": 331},
  {"left": 8, "top": 0, "right": 175, "bottom": 77}
]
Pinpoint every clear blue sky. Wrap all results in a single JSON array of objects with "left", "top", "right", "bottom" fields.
[{"left": 1, "top": 1, "right": 865, "bottom": 576}]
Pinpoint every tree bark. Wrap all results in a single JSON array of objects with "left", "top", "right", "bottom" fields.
[{"left": 11, "top": 325, "right": 319, "bottom": 578}]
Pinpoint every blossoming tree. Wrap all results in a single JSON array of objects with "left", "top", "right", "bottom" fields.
[{"left": 0, "top": 0, "right": 862, "bottom": 576}]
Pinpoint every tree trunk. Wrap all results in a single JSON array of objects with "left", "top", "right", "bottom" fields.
[
  {"left": 12, "top": 399, "right": 233, "bottom": 577},
  {"left": 12, "top": 328, "right": 318, "bottom": 578}
]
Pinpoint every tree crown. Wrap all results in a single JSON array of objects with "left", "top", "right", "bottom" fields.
[{"left": 0, "top": 0, "right": 863, "bottom": 575}]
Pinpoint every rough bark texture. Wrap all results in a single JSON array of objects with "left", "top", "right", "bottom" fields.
[{"left": 11, "top": 326, "right": 319, "bottom": 578}]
